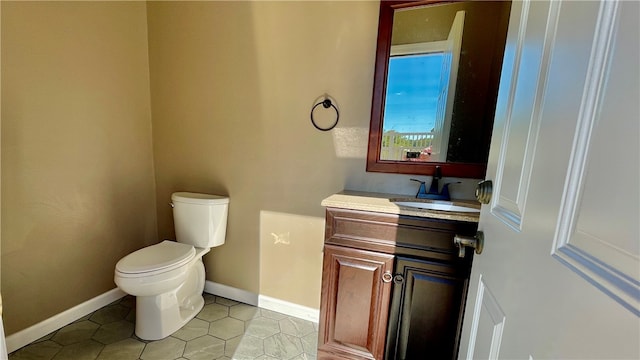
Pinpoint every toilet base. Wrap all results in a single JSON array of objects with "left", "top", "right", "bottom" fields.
[
  {"left": 132, "top": 257, "right": 207, "bottom": 340},
  {"left": 135, "top": 292, "right": 204, "bottom": 340}
]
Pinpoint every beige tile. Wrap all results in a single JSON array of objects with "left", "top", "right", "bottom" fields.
[
  {"left": 9, "top": 340, "right": 61, "bottom": 360},
  {"left": 203, "top": 293, "right": 216, "bottom": 304},
  {"left": 259, "top": 309, "right": 287, "bottom": 321},
  {"left": 263, "top": 333, "right": 303, "bottom": 359},
  {"left": 229, "top": 304, "right": 259, "bottom": 321},
  {"left": 52, "top": 320, "right": 100, "bottom": 346},
  {"left": 140, "top": 337, "right": 186, "bottom": 360},
  {"left": 215, "top": 297, "right": 239, "bottom": 307},
  {"left": 225, "top": 335, "right": 264, "bottom": 359},
  {"left": 300, "top": 332, "right": 318, "bottom": 355},
  {"left": 245, "top": 317, "right": 280, "bottom": 339},
  {"left": 125, "top": 308, "right": 136, "bottom": 323},
  {"left": 89, "top": 304, "right": 130, "bottom": 325},
  {"left": 292, "top": 354, "right": 317, "bottom": 360},
  {"left": 173, "top": 318, "right": 210, "bottom": 341},
  {"left": 33, "top": 332, "right": 55, "bottom": 344},
  {"left": 96, "top": 338, "right": 145, "bottom": 360},
  {"left": 118, "top": 296, "right": 136, "bottom": 309},
  {"left": 183, "top": 335, "right": 225, "bottom": 360},
  {"left": 209, "top": 317, "right": 244, "bottom": 340},
  {"left": 197, "top": 303, "right": 229, "bottom": 322},
  {"left": 279, "top": 317, "right": 315, "bottom": 337},
  {"left": 92, "top": 319, "right": 134, "bottom": 345},
  {"left": 51, "top": 340, "right": 104, "bottom": 360},
  {"left": 73, "top": 314, "right": 93, "bottom": 323}
]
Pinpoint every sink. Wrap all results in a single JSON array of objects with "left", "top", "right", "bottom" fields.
[{"left": 391, "top": 199, "right": 481, "bottom": 213}]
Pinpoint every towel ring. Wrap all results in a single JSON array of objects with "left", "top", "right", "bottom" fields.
[{"left": 310, "top": 98, "right": 339, "bottom": 131}]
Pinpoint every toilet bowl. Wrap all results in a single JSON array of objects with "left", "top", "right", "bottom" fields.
[
  {"left": 114, "top": 192, "right": 228, "bottom": 340},
  {"left": 115, "top": 241, "right": 209, "bottom": 340}
]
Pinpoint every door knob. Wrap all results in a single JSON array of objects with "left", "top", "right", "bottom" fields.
[
  {"left": 476, "top": 180, "right": 493, "bottom": 204},
  {"left": 454, "top": 231, "right": 484, "bottom": 258}
]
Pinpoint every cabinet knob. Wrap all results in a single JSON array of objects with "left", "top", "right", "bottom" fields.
[
  {"left": 393, "top": 274, "right": 404, "bottom": 285},
  {"left": 382, "top": 271, "right": 393, "bottom": 283}
]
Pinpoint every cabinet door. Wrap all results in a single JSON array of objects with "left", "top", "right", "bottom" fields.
[
  {"left": 386, "top": 256, "right": 469, "bottom": 360},
  {"left": 318, "top": 244, "right": 395, "bottom": 360}
]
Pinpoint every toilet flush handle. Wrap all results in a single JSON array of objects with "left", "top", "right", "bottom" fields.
[{"left": 169, "top": 202, "right": 174, "bottom": 208}]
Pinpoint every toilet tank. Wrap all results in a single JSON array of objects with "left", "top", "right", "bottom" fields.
[{"left": 171, "top": 192, "right": 229, "bottom": 248}]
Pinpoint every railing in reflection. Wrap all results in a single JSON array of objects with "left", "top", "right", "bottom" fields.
[{"left": 380, "top": 131, "right": 434, "bottom": 161}]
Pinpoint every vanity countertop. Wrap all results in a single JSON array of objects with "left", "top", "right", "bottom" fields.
[{"left": 321, "top": 190, "right": 480, "bottom": 223}]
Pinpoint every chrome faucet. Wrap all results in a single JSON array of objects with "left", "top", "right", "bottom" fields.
[{"left": 410, "top": 166, "right": 460, "bottom": 201}]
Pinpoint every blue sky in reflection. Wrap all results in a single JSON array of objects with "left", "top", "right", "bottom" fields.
[{"left": 383, "top": 53, "right": 443, "bottom": 134}]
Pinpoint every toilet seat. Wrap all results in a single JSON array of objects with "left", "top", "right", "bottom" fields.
[{"left": 116, "top": 240, "right": 195, "bottom": 277}]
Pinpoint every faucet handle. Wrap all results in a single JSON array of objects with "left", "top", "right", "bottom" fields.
[{"left": 410, "top": 178, "right": 428, "bottom": 198}]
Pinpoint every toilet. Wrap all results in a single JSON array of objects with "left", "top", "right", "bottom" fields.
[{"left": 114, "top": 192, "right": 228, "bottom": 340}]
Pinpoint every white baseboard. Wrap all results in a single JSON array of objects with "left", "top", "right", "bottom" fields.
[
  {"left": 5, "top": 288, "right": 126, "bottom": 354},
  {"left": 204, "top": 280, "right": 259, "bottom": 306},
  {"left": 203, "top": 281, "right": 318, "bottom": 323},
  {"left": 258, "top": 295, "right": 319, "bottom": 323}
]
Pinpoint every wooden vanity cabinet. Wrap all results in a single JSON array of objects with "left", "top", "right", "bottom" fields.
[
  {"left": 318, "top": 245, "right": 394, "bottom": 360},
  {"left": 318, "top": 208, "right": 476, "bottom": 360}
]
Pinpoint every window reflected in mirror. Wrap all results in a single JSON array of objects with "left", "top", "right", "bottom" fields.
[{"left": 382, "top": 10, "right": 465, "bottom": 163}]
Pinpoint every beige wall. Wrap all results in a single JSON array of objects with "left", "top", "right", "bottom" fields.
[{"left": 1, "top": 2, "right": 157, "bottom": 334}]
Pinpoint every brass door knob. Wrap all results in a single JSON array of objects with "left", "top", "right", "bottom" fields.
[{"left": 476, "top": 180, "right": 493, "bottom": 204}]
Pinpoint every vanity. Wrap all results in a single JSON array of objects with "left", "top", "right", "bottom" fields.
[
  {"left": 316, "top": 0, "right": 511, "bottom": 357},
  {"left": 317, "top": 191, "right": 480, "bottom": 360}
]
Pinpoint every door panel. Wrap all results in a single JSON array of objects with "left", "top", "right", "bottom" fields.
[
  {"left": 460, "top": 0, "right": 639, "bottom": 359},
  {"left": 465, "top": 276, "right": 505, "bottom": 360},
  {"left": 489, "top": 0, "right": 556, "bottom": 231},
  {"left": 550, "top": 0, "right": 639, "bottom": 314}
]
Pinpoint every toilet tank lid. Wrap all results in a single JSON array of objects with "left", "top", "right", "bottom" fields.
[{"left": 172, "top": 192, "right": 229, "bottom": 205}]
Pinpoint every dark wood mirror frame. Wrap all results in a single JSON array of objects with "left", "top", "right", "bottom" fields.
[{"left": 366, "top": 0, "right": 506, "bottom": 178}]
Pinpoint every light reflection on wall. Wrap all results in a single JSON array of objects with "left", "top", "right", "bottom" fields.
[{"left": 331, "top": 127, "right": 369, "bottom": 159}]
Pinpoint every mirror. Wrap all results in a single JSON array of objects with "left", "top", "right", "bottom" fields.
[{"left": 366, "top": 0, "right": 511, "bottom": 178}]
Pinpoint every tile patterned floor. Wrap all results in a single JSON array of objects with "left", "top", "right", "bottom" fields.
[{"left": 8, "top": 294, "right": 318, "bottom": 360}]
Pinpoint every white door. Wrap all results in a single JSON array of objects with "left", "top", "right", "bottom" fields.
[{"left": 459, "top": 0, "right": 639, "bottom": 359}]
